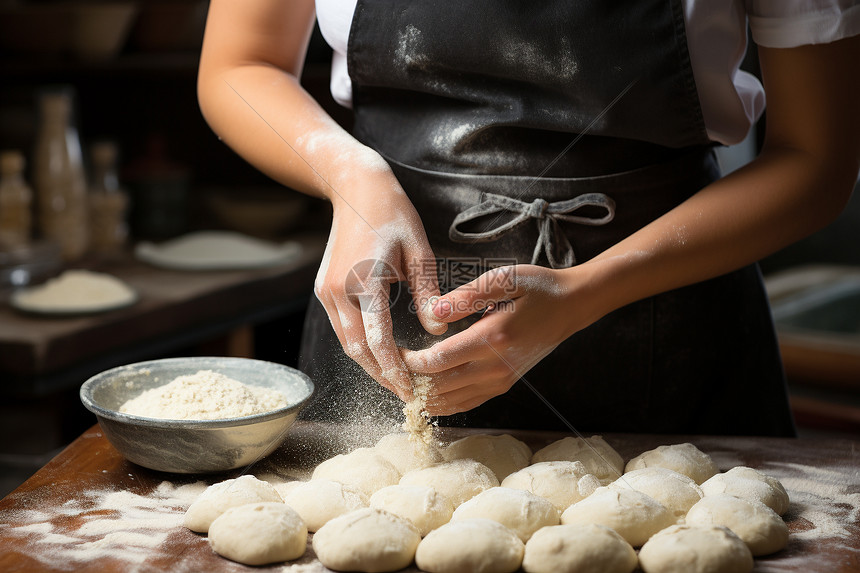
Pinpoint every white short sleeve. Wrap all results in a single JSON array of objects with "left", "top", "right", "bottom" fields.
[{"left": 747, "top": 0, "right": 860, "bottom": 48}]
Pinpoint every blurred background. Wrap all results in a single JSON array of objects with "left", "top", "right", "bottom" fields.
[{"left": 0, "top": 0, "right": 857, "bottom": 497}]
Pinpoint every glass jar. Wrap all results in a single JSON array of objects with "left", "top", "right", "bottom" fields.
[
  {"left": 32, "top": 89, "right": 88, "bottom": 261},
  {"left": 0, "top": 150, "right": 33, "bottom": 248},
  {"left": 88, "top": 141, "right": 129, "bottom": 257}
]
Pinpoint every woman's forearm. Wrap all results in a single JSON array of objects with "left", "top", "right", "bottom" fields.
[
  {"left": 197, "top": 0, "right": 388, "bottom": 202},
  {"left": 198, "top": 65, "right": 386, "bottom": 199},
  {"left": 567, "top": 37, "right": 860, "bottom": 327},
  {"left": 572, "top": 144, "right": 856, "bottom": 323}
]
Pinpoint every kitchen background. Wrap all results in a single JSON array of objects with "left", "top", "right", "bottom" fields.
[{"left": 0, "top": 0, "right": 857, "bottom": 497}]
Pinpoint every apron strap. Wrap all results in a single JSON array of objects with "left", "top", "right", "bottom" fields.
[{"left": 448, "top": 192, "right": 616, "bottom": 268}]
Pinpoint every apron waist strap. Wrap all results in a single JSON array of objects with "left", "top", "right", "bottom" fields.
[
  {"left": 384, "top": 145, "right": 719, "bottom": 268},
  {"left": 449, "top": 192, "right": 616, "bottom": 268}
]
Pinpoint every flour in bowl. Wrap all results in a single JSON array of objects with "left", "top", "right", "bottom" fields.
[{"left": 119, "top": 370, "right": 289, "bottom": 420}]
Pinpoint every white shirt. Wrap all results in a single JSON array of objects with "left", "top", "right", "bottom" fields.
[{"left": 315, "top": 0, "right": 860, "bottom": 145}]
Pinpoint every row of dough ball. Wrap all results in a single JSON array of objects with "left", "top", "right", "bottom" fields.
[
  {"left": 307, "top": 432, "right": 621, "bottom": 509},
  {"left": 183, "top": 433, "right": 790, "bottom": 572}
]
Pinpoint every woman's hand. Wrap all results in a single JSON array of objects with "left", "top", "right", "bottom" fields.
[
  {"left": 401, "top": 264, "right": 599, "bottom": 414},
  {"left": 314, "top": 162, "right": 447, "bottom": 400},
  {"left": 199, "top": 0, "right": 447, "bottom": 400},
  {"left": 403, "top": 36, "right": 860, "bottom": 416}
]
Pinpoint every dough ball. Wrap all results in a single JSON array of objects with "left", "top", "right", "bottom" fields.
[
  {"left": 272, "top": 480, "right": 304, "bottom": 499},
  {"left": 638, "top": 524, "right": 753, "bottom": 573},
  {"left": 609, "top": 467, "right": 703, "bottom": 519},
  {"left": 700, "top": 466, "right": 790, "bottom": 515},
  {"left": 312, "top": 508, "right": 420, "bottom": 573},
  {"left": 531, "top": 436, "right": 624, "bottom": 482},
  {"left": 370, "top": 484, "right": 453, "bottom": 537},
  {"left": 625, "top": 443, "right": 718, "bottom": 485},
  {"left": 502, "top": 461, "right": 601, "bottom": 512},
  {"left": 416, "top": 518, "right": 524, "bottom": 573},
  {"left": 400, "top": 459, "right": 499, "bottom": 507},
  {"left": 522, "top": 523, "right": 638, "bottom": 573},
  {"left": 208, "top": 502, "right": 306, "bottom": 565},
  {"left": 374, "top": 432, "right": 442, "bottom": 474},
  {"left": 451, "top": 487, "right": 559, "bottom": 542},
  {"left": 560, "top": 486, "right": 675, "bottom": 547},
  {"left": 443, "top": 434, "right": 532, "bottom": 480},
  {"left": 311, "top": 447, "right": 401, "bottom": 498},
  {"left": 183, "top": 475, "right": 282, "bottom": 533},
  {"left": 280, "top": 479, "right": 368, "bottom": 532},
  {"left": 685, "top": 494, "right": 789, "bottom": 556}
]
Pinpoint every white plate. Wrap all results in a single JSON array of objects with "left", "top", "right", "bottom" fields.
[
  {"left": 11, "top": 289, "right": 138, "bottom": 316},
  {"left": 10, "top": 276, "right": 139, "bottom": 316},
  {"left": 135, "top": 231, "right": 302, "bottom": 271}
]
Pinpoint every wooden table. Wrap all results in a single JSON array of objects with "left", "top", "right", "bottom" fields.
[
  {"left": 0, "top": 233, "right": 325, "bottom": 397},
  {"left": 0, "top": 422, "right": 857, "bottom": 572}
]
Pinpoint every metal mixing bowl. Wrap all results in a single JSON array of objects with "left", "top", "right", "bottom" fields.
[{"left": 80, "top": 356, "right": 314, "bottom": 473}]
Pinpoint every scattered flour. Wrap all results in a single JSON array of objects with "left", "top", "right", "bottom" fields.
[
  {"left": 501, "top": 35, "right": 578, "bottom": 82},
  {"left": 280, "top": 564, "right": 326, "bottom": 572},
  {"left": 13, "top": 269, "right": 136, "bottom": 312},
  {"left": 119, "top": 370, "right": 289, "bottom": 420},
  {"left": 431, "top": 122, "right": 474, "bottom": 151},
  {"left": 1, "top": 481, "right": 207, "bottom": 570},
  {"left": 2, "top": 443, "right": 858, "bottom": 571},
  {"left": 762, "top": 461, "right": 860, "bottom": 542},
  {"left": 395, "top": 24, "right": 428, "bottom": 69},
  {"left": 14, "top": 522, "right": 54, "bottom": 534}
]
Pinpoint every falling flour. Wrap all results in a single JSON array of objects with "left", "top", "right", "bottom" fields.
[
  {"left": 402, "top": 374, "right": 435, "bottom": 445},
  {"left": 119, "top": 370, "right": 289, "bottom": 420}
]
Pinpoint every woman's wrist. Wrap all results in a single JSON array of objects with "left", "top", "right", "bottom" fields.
[
  {"left": 323, "top": 145, "right": 399, "bottom": 203},
  {"left": 327, "top": 156, "right": 415, "bottom": 231},
  {"left": 556, "top": 253, "right": 640, "bottom": 336}
]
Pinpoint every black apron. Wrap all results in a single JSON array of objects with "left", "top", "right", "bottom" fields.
[{"left": 299, "top": 0, "right": 796, "bottom": 437}]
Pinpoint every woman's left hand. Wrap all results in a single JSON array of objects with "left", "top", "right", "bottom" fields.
[{"left": 401, "top": 263, "right": 596, "bottom": 415}]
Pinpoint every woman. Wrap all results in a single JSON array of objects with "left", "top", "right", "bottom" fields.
[{"left": 198, "top": 1, "right": 859, "bottom": 435}]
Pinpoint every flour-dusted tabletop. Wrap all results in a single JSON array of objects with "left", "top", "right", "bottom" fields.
[{"left": 0, "top": 422, "right": 858, "bottom": 572}]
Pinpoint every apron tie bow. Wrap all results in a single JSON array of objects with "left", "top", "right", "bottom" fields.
[
  {"left": 449, "top": 192, "right": 615, "bottom": 268},
  {"left": 526, "top": 197, "right": 549, "bottom": 219}
]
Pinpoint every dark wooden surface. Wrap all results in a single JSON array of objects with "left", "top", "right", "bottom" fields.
[
  {"left": 0, "top": 233, "right": 324, "bottom": 393},
  {"left": 0, "top": 422, "right": 858, "bottom": 572}
]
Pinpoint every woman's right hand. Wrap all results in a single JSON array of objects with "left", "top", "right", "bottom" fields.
[
  {"left": 314, "top": 154, "right": 448, "bottom": 400},
  {"left": 199, "top": 0, "right": 446, "bottom": 400}
]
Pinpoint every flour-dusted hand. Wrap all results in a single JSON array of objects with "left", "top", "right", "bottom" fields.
[
  {"left": 197, "top": 0, "right": 446, "bottom": 400},
  {"left": 314, "top": 160, "right": 447, "bottom": 398},
  {"left": 402, "top": 264, "right": 602, "bottom": 415}
]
